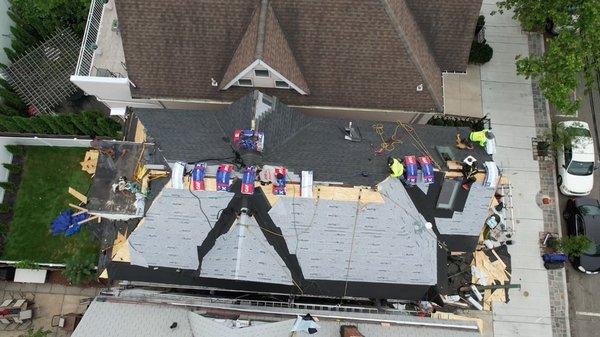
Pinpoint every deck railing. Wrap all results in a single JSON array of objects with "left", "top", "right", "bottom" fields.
[{"left": 75, "top": 0, "right": 105, "bottom": 76}]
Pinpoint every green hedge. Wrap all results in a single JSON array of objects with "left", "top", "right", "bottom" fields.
[
  {"left": 427, "top": 115, "right": 486, "bottom": 131},
  {"left": 469, "top": 40, "right": 494, "bottom": 64},
  {"left": 0, "top": 110, "right": 122, "bottom": 138}
]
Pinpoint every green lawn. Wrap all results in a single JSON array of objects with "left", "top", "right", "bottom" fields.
[{"left": 2, "top": 147, "right": 99, "bottom": 263}]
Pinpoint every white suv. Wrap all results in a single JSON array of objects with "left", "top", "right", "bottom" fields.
[{"left": 556, "top": 121, "right": 595, "bottom": 196}]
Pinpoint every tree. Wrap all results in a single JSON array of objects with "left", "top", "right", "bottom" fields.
[
  {"left": 64, "top": 253, "right": 96, "bottom": 285},
  {"left": 19, "top": 328, "right": 51, "bottom": 337},
  {"left": 9, "top": 0, "right": 91, "bottom": 38},
  {"left": 494, "top": 0, "right": 600, "bottom": 115}
]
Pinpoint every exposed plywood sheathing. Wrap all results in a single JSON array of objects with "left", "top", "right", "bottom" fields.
[
  {"left": 134, "top": 120, "right": 147, "bottom": 143},
  {"left": 112, "top": 232, "right": 131, "bottom": 263}
]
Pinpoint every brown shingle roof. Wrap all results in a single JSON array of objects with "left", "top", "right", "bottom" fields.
[
  {"left": 220, "top": 1, "right": 309, "bottom": 94},
  {"left": 261, "top": 4, "right": 309, "bottom": 94},
  {"left": 115, "top": 0, "right": 481, "bottom": 113},
  {"left": 219, "top": 5, "right": 261, "bottom": 89},
  {"left": 406, "top": 0, "right": 483, "bottom": 71}
]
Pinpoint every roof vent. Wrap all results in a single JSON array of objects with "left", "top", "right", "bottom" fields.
[
  {"left": 344, "top": 122, "right": 361, "bottom": 142},
  {"left": 416, "top": 84, "right": 424, "bottom": 92},
  {"left": 211, "top": 78, "right": 218, "bottom": 87}
]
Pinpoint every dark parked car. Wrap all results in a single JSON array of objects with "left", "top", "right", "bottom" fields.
[{"left": 563, "top": 197, "right": 600, "bottom": 274}]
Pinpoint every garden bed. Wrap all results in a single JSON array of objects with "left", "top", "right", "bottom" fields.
[{"left": 1, "top": 146, "right": 99, "bottom": 263}]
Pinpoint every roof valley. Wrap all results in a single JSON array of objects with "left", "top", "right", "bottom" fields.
[{"left": 379, "top": 0, "right": 443, "bottom": 111}]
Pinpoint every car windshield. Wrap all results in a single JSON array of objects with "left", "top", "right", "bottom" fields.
[
  {"left": 567, "top": 160, "right": 594, "bottom": 176},
  {"left": 566, "top": 126, "right": 591, "bottom": 137},
  {"left": 584, "top": 243, "right": 600, "bottom": 256},
  {"left": 579, "top": 205, "right": 600, "bottom": 216}
]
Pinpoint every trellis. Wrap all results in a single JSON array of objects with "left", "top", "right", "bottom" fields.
[{"left": 1, "top": 29, "right": 80, "bottom": 114}]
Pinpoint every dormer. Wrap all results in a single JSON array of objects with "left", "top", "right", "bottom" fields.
[{"left": 219, "top": 0, "right": 309, "bottom": 95}]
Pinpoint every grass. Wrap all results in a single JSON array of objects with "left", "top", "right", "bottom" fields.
[{"left": 2, "top": 147, "right": 99, "bottom": 263}]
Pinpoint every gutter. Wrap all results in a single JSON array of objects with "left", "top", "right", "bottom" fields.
[{"left": 0, "top": 260, "right": 66, "bottom": 268}]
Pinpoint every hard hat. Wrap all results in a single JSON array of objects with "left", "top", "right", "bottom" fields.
[{"left": 486, "top": 131, "right": 495, "bottom": 139}]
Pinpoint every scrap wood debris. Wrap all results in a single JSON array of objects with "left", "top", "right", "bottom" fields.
[
  {"left": 470, "top": 249, "right": 511, "bottom": 310},
  {"left": 80, "top": 150, "right": 99, "bottom": 175}
]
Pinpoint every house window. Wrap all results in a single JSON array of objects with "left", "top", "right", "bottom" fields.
[
  {"left": 254, "top": 69, "right": 269, "bottom": 77},
  {"left": 238, "top": 79, "right": 253, "bottom": 87},
  {"left": 275, "top": 80, "right": 289, "bottom": 88}
]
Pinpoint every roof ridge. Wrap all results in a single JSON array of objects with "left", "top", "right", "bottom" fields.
[
  {"left": 254, "top": 0, "right": 270, "bottom": 59},
  {"left": 380, "top": 0, "right": 443, "bottom": 111}
]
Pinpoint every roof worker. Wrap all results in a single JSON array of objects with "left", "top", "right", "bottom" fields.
[
  {"left": 388, "top": 157, "right": 407, "bottom": 184},
  {"left": 461, "top": 155, "right": 478, "bottom": 190},
  {"left": 469, "top": 129, "right": 496, "bottom": 155}
]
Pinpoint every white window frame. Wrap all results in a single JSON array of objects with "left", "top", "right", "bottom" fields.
[{"left": 238, "top": 78, "right": 253, "bottom": 87}]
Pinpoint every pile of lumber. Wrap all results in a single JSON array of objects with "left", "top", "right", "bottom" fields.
[
  {"left": 80, "top": 150, "right": 99, "bottom": 175},
  {"left": 471, "top": 250, "right": 511, "bottom": 310}
]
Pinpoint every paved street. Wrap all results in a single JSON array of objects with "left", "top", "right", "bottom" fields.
[{"left": 549, "top": 71, "right": 600, "bottom": 337}]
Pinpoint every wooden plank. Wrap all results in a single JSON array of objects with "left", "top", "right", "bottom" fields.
[
  {"left": 68, "top": 203, "right": 87, "bottom": 211},
  {"left": 317, "top": 186, "right": 360, "bottom": 202},
  {"left": 77, "top": 215, "right": 100, "bottom": 225},
  {"left": 492, "top": 249, "right": 507, "bottom": 268},
  {"left": 68, "top": 187, "right": 87, "bottom": 204}
]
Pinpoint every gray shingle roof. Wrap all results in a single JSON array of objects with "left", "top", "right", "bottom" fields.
[
  {"left": 268, "top": 178, "right": 437, "bottom": 285},
  {"left": 135, "top": 92, "right": 255, "bottom": 163},
  {"left": 435, "top": 183, "right": 496, "bottom": 236},
  {"left": 128, "top": 188, "right": 234, "bottom": 269},
  {"left": 72, "top": 300, "right": 480, "bottom": 337},
  {"left": 200, "top": 217, "right": 294, "bottom": 285}
]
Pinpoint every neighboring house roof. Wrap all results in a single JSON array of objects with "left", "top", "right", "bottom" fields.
[
  {"left": 220, "top": 1, "right": 309, "bottom": 94},
  {"left": 114, "top": 0, "right": 482, "bottom": 113},
  {"left": 72, "top": 300, "right": 481, "bottom": 337}
]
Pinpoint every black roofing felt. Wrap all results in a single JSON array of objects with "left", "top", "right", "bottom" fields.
[
  {"left": 107, "top": 184, "right": 444, "bottom": 301},
  {"left": 134, "top": 91, "right": 492, "bottom": 186}
]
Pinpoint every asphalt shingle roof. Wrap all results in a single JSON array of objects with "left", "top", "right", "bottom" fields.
[{"left": 115, "top": 0, "right": 482, "bottom": 113}]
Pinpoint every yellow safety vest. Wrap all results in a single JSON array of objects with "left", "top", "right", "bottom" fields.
[
  {"left": 469, "top": 129, "right": 489, "bottom": 147},
  {"left": 389, "top": 158, "right": 404, "bottom": 178}
]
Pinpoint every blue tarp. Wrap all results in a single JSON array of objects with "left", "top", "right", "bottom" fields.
[{"left": 50, "top": 209, "right": 89, "bottom": 237}]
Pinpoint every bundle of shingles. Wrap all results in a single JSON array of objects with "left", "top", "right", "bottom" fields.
[{"left": 471, "top": 249, "right": 511, "bottom": 310}]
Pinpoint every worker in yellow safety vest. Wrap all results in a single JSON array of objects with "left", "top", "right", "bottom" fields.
[
  {"left": 387, "top": 157, "right": 406, "bottom": 183},
  {"left": 469, "top": 129, "right": 493, "bottom": 147}
]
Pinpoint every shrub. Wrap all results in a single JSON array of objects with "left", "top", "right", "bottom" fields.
[
  {"left": 469, "top": 40, "right": 494, "bottom": 64},
  {"left": 0, "top": 203, "right": 12, "bottom": 213},
  {"left": 0, "top": 181, "right": 16, "bottom": 192},
  {"left": 19, "top": 328, "right": 51, "bottom": 337},
  {"left": 553, "top": 236, "right": 594, "bottom": 258},
  {"left": 5, "top": 145, "right": 25, "bottom": 156},
  {"left": 64, "top": 253, "right": 96, "bottom": 285},
  {"left": 14, "top": 260, "right": 40, "bottom": 270},
  {"left": 3, "top": 163, "right": 21, "bottom": 174}
]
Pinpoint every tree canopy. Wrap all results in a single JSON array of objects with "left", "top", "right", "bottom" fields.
[{"left": 495, "top": 0, "right": 600, "bottom": 115}]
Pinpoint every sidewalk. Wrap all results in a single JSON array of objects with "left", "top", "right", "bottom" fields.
[
  {"left": 479, "top": 1, "right": 569, "bottom": 336},
  {"left": 0, "top": 281, "right": 100, "bottom": 337}
]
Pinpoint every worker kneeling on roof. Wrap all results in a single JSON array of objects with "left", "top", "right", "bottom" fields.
[
  {"left": 469, "top": 129, "right": 496, "bottom": 155},
  {"left": 387, "top": 157, "right": 407, "bottom": 184}
]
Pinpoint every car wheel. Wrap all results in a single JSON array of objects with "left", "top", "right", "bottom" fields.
[
  {"left": 557, "top": 175, "right": 562, "bottom": 186},
  {"left": 563, "top": 211, "right": 571, "bottom": 220}
]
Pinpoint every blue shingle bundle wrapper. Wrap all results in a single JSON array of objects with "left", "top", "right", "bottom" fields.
[{"left": 51, "top": 209, "right": 89, "bottom": 237}]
